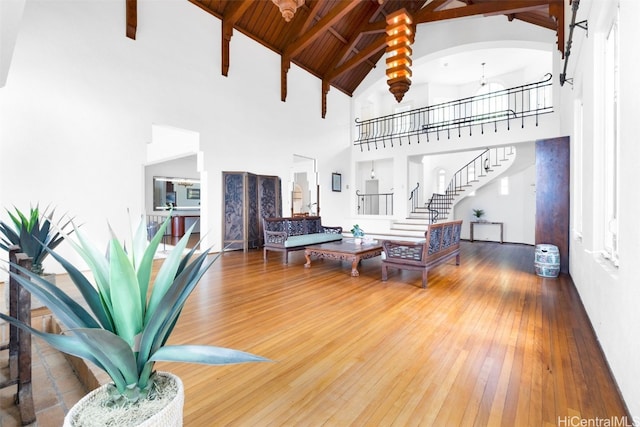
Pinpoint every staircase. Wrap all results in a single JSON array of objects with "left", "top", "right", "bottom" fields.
[{"left": 391, "top": 146, "right": 516, "bottom": 237}]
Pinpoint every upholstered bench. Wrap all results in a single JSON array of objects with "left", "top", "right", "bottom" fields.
[
  {"left": 263, "top": 216, "right": 342, "bottom": 264},
  {"left": 381, "top": 220, "right": 463, "bottom": 288}
]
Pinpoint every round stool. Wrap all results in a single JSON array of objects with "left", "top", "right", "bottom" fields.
[{"left": 535, "top": 244, "right": 560, "bottom": 278}]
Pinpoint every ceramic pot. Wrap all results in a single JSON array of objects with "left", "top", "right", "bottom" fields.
[{"left": 63, "top": 372, "right": 184, "bottom": 427}]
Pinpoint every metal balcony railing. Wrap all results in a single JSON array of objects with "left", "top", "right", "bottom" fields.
[
  {"left": 356, "top": 190, "right": 393, "bottom": 215},
  {"left": 354, "top": 74, "right": 553, "bottom": 151}
]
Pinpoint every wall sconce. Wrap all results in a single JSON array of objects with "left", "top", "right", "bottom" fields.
[
  {"left": 370, "top": 161, "right": 376, "bottom": 179},
  {"left": 272, "top": 0, "right": 305, "bottom": 22},
  {"left": 385, "top": 8, "right": 414, "bottom": 103}
]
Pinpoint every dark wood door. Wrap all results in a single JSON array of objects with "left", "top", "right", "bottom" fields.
[{"left": 535, "top": 136, "right": 570, "bottom": 274}]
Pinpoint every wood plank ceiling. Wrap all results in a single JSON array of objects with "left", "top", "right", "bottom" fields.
[{"left": 126, "top": 0, "right": 565, "bottom": 117}]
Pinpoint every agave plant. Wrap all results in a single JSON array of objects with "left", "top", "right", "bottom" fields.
[
  {"left": 0, "top": 205, "right": 73, "bottom": 275},
  {"left": 0, "top": 215, "right": 268, "bottom": 404}
]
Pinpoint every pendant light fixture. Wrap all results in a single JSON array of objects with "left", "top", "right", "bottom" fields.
[
  {"left": 272, "top": 0, "right": 305, "bottom": 22},
  {"left": 385, "top": 8, "right": 415, "bottom": 103},
  {"left": 479, "top": 62, "right": 487, "bottom": 87}
]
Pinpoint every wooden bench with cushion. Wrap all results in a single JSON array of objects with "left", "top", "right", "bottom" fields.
[
  {"left": 263, "top": 216, "right": 343, "bottom": 264},
  {"left": 381, "top": 220, "right": 463, "bottom": 288}
]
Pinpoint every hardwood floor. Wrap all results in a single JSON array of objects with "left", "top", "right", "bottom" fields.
[{"left": 152, "top": 241, "right": 629, "bottom": 426}]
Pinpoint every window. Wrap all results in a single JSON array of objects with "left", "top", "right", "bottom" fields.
[
  {"left": 573, "top": 98, "right": 584, "bottom": 240},
  {"left": 437, "top": 169, "right": 446, "bottom": 194},
  {"left": 602, "top": 9, "right": 620, "bottom": 265},
  {"left": 500, "top": 176, "right": 509, "bottom": 196}
]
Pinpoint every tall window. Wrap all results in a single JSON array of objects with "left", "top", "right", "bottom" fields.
[
  {"left": 603, "top": 9, "right": 620, "bottom": 265},
  {"left": 500, "top": 176, "right": 509, "bottom": 196},
  {"left": 573, "top": 98, "right": 584, "bottom": 240},
  {"left": 437, "top": 169, "right": 446, "bottom": 194}
]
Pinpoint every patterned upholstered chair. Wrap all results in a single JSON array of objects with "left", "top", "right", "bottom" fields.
[{"left": 381, "top": 220, "right": 463, "bottom": 288}]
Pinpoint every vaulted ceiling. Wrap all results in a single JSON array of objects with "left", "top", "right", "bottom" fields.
[{"left": 126, "top": 0, "right": 565, "bottom": 117}]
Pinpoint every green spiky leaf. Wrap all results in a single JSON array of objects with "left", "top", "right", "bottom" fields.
[{"left": 2, "top": 212, "right": 269, "bottom": 400}]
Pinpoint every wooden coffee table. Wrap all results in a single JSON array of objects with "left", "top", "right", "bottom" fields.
[{"left": 304, "top": 240, "right": 383, "bottom": 277}]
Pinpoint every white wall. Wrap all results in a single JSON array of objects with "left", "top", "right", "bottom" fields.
[
  {"left": 563, "top": 0, "right": 640, "bottom": 418},
  {"left": 0, "top": 0, "right": 351, "bottom": 271},
  {"left": 455, "top": 163, "right": 536, "bottom": 244}
]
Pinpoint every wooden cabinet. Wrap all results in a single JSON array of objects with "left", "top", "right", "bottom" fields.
[{"left": 222, "top": 172, "right": 281, "bottom": 251}]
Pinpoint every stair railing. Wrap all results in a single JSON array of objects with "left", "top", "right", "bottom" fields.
[
  {"left": 409, "top": 183, "right": 420, "bottom": 212},
  {"left": 356, "top": 190, "right": 394, "bottom": 215},
  {"left": 354, "top": 74, "right": 553, "bottom": 151},
  {"left": 423, "top": 146, "right": 515, "bottom": 221}
]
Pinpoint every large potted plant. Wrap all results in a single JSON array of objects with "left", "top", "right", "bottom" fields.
[{"left": 0, "top": 215, "right": 268, "bottom": 426}]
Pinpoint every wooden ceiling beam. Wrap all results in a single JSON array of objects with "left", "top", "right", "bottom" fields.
[
  {"left": 126, "top": 0, "right": 137, "bottom": 40},
  {"left": 549, "top": 0, "right": 565, "bottom": 57},
  {"left": 414, "top": 0, "right": 552, "bottom": 23},
  {"left": 334, "top": 33, "right": 364, "bottom": 69},
  {"left": 320, "top": 34, "right": 386, "bottom": 118},
  {"left": 509, "top": 12, "right": 556, "bottom": 30},
  {"left": 421, "top": 0, "right": 457, "bottom": 13},
  {"left": 285, "top": 1, "right": 360, "bottom": 58},
  {"left": 299, "top": 0, "right": 324, "bottom": 35},
  {"left": 280, "top": 1, "right": 325, "bottom": 102},
  {"left": 321, "top": 80, "right": 330, "bottom": 118},
  {"left": 281, "top": 0, "right": 358, "bottom": 103},
  {"left": 325, "top": 34, "right": 386, "bottom": 82},
  {"left": 220, "top": 0, "right": 253, "bottom": 76},
  {"left": 328, "top": 3, "right": 384, "bottom": 73}
]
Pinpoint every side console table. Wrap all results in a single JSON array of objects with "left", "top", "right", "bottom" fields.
[{"left": 470, "top": 221, "right": 504, "bottom": 244}]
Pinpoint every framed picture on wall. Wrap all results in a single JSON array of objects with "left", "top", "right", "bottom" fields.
[{"left": 332, "top": 173, "right": 341, "bottom": 192}]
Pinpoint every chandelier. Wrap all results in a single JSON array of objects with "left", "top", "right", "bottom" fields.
[
  {"left": 385, "top": 8, "right": 414, "bottom": 103},
  {"left": 272, "top": 0, "right": 305, "bottom": 22}
]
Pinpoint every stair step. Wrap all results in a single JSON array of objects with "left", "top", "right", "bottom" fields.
[
  {"left": 367, "top": 231, "right": 427, "bottom": 240},
  {"left": 396, "top": 218, "right": 431, "bottom": 225},
  {"left": 391, "top": 224, "right": 429, "bottom": 232},
  {"left": 418, "top": 146, "right": 515, "bottom": 226}
]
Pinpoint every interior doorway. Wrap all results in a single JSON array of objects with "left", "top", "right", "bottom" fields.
[{"left": 144, "top": 124, "right": 204, "bottom": 250}]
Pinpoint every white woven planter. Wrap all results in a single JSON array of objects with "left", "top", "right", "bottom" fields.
[{"left": 63, "top": 372, "right": 184, "bottom": 427}]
